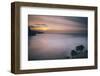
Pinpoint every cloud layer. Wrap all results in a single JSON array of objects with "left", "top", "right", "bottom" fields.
[{"left": 28, "top": 15, "right": 88, "bottom": 33}]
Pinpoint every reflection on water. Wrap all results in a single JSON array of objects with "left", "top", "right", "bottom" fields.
[{"left": 28, "top": 34, "right": 87, "bottom": 60}]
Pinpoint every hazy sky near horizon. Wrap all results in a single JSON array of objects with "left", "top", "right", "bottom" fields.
[{"left": 28, "top": 15, "right": 88, "bottom": 33}]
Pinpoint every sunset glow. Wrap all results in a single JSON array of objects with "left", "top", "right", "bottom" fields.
[{"left": 30, "top": 27, "right": 48, "bottom": 31}]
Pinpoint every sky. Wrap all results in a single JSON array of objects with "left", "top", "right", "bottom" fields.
[{"left": 28, "top": 15, "right": 88, "bottom": 33}]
